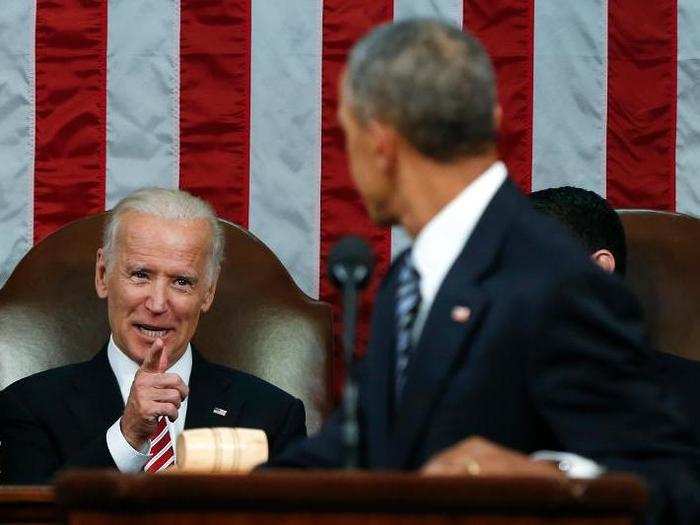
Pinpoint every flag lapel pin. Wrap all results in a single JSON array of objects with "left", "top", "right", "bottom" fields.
[
  {"left": 451, "top": 306, "right": 471, "bottom": 323},
  {"left": 213, "top": 407, "right": 227, "bottom": 417}
]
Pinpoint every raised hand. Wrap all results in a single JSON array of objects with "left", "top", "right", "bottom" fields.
[{"left": 120, "top": 338, "right": 189, "bottom": 450}]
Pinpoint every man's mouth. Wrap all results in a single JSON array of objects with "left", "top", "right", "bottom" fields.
[{"left": 134, "top": 324, "right": 172, "bottom": 339}]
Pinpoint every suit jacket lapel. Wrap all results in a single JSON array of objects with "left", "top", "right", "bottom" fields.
[
  {"left": 364, "top": 267, "right": 399, "bottom": 468},
  {"left": 184, "top": 348, "right": 244, "bottom": 429},
  {"left": 389, "top": 277, "right": 489, "bottom": 468},
  {"left": 69, "top": 345, "right": 124, "bottom": 436},
  {"left": 68, "top": 346, "right": 245, "bottom": 436},
  {"left": 389, "top": 179, "right": 521, "bottom": 468}
]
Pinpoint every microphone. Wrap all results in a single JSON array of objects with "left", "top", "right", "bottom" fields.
[
  {"left": 327, "top": 236, "right": 374, "bottom": 469},
  {"left": 328, "top": 235, "right": 374, "bottom": 289}
]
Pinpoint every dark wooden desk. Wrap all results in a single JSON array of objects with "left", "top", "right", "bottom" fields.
[
  {"left": 53, "top": 470, "right": 647, "bottom": 524},
  {"left": 0, "top": 485, "right": 57, "bottom": 524}
]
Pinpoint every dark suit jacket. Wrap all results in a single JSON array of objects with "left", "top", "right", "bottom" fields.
[
  {"left": 270, "top": 179, "right": 700, "bottom": 523},
  {"left": 656, "top": 352, "right": 700, "bottom": 444},
  {"left": 0, "top": 346, "right": 306, "bottom": 484}
]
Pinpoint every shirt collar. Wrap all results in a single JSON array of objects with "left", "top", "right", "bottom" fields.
[
  {"left": 107, "top": 334, "right": 193, "bottom": 403},
  {"left": 411, "top": 161, "right": 507, "bottom": 308}
]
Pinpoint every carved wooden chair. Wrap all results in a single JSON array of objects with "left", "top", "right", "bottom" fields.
[
  {"left": 620, "top": 209, "right": 700, "bottom": 438},
  {"left": 619, "top": 210, "right": 700, "bottom": 362}
]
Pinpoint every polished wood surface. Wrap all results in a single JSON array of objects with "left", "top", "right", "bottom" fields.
[
  {"left": 0, "top": 485, "right": 57, "bottom": 524},
  {"left": 53, "top": 470, "right": 647, "bottom": 525}
]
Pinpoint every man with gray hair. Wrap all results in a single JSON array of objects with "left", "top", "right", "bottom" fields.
[
  {"left": 270, "top": 19, "right": 700, "bottom": 523},
  {"left": 0, "top": 187, "right": 306, "bottom": 484}
]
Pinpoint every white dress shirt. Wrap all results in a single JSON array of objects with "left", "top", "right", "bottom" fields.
[
  {"left": 105, "top": 335, "right": 192, "bottom": 472},
  {"left": 410, "top": 160, "right": 507, "bottom": 343}
]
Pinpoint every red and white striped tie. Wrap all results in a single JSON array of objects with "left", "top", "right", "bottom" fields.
[{"left": 144, "top": 416, "right": 175, "bottom": 473}]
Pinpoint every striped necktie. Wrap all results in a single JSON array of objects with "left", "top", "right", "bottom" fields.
[
  {"left": 144, "top": 416, "right": 175, "bottom": 472},
  {"left": 394, "top": 252, "right": 421, "bottom": 404}
]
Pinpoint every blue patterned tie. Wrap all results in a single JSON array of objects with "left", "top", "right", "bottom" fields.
[{"left": 394, "top": 251, "right": 421, "bottom": 403}]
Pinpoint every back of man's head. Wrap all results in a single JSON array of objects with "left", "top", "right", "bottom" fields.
[
  {"left": 530, "top": 186, "right": 627, "bottom": 276},
  {"left": 345, "top": 18, "right": 497, "bottom": 161},
  {"left": 103, "top": 187, "right": 224, "bottom": 282}
]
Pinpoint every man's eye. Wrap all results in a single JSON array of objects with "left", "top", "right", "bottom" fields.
[
  {"left": 174, "top": 278, "right": 192, "bottom": 287},
  {"left": 132, "top": 270, "right": 148, "bottom": 279}
]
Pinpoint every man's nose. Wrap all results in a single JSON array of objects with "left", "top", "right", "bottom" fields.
[{"left": 145, "top": 281, "right": 169, "bottom": 314}]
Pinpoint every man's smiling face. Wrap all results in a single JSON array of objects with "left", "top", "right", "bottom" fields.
[{"left": 95, "top": 211, "right": 217, "bottom": 367}]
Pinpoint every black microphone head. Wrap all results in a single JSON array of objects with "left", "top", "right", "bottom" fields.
[{"left": 328, "top": 235, "right": 374, "bottom": 290}]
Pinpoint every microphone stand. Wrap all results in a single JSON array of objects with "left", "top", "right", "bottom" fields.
[
  {"left": 340, "top": 279, "right": 359, "bottom": 469},
  {"left": 328, "top": 235, "right": 373, "bottom": 470}
]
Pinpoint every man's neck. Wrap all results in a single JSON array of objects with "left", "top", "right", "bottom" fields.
[{"left": 396, "top": 149, "right": 499, "bottom": 237}]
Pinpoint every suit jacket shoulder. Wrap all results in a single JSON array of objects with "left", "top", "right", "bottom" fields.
[
  {"left": 2, "top": 355, "right": 111, "bottom": 414},
  {"left": 0, "top": 349, "right": 123, "bottom": 484},
  {"left": 206, "top": 360, "right": 301, "bottom": 406}
]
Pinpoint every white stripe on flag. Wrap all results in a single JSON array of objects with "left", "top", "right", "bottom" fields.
[
  {"left": 0, "top": 2, "right": 35, "bottom": 286},
  {"left": 531, "top": 0, "right": 608, "bottom": 195},
  {"left": 106, "top": 0, "right": 180, "bottom": 209},
  {"left": 390, "top": 0, "right": 464, "bottom": 259},
  {"left": 676, "top": 0, "right": 700, "bottom": 217},
  {"left": 248, "top": 0, "right": 323, "bottom": 298},
  {"left": 393, "top": 0, "right": 463, "bottom": 26}
]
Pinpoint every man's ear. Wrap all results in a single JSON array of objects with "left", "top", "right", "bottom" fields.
[
  {"left": 200, "top": 272, "right": 219, "bottom": 313},
  {"left": 95, "top": 248, "right": 109, "bottom": 298},
  {"left": 493, "top": 105, "right": 503, "bottom": 132},
  {"left": 591, "top": 249, "right": 616, "bottom": 274},
  {"left": 368, "top": 120, "right": 398, "bottom": 177}
]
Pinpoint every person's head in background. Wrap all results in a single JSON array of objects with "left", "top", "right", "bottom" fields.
[{"left": 530, "top": 186, "right": 627, "bottom": 276}]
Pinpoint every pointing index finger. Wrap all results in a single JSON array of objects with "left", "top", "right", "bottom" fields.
[{"left": 141, "top": 338, "right": 167, "bottom": 373}]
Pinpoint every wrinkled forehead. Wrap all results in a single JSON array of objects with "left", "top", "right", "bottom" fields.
[{"left": 115, "top": 211, "right": 214, "bottom": 261}]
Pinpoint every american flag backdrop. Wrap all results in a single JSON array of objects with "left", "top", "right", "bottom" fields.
[{"left": 1, "top": 1, "right": 699, "bottom": 387}]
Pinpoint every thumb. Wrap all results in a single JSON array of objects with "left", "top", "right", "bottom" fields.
[{"left": 141, "top": 338, "right": 166, "bottom": 373}]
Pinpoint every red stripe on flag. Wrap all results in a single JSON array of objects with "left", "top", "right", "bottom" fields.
[
  {"left": 606, "top": 0, "right": 677, "bottom": 210},
  {"left": 179, "top": 0, "right": 251, "bottom": 227},
  {"left": 34, "top": 0, "right": 107, "bottom": 242},
  {"left": 464, "top": 0, "right": 535, "bottom": 193},
  {"left": 321, "top": 1, "right": 393, "bottom": 399}
]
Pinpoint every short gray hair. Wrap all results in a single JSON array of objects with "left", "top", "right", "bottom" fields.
[
  {"left": 103, "top": 187, "right": 224, "bottom": 282},
  {"left": 345, "top": 18, "right": 496, "bottom": 161}
]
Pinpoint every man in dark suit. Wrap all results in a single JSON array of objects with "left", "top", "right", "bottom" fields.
[
  {"left": 530, "top": 185, "right": 700, "bottom": 445},
  {"left": 269, "top": 19, "right": 700, "bottom": 523},
  {"left": 0, "top": 188, "right": 306, "bottom": 484}
]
